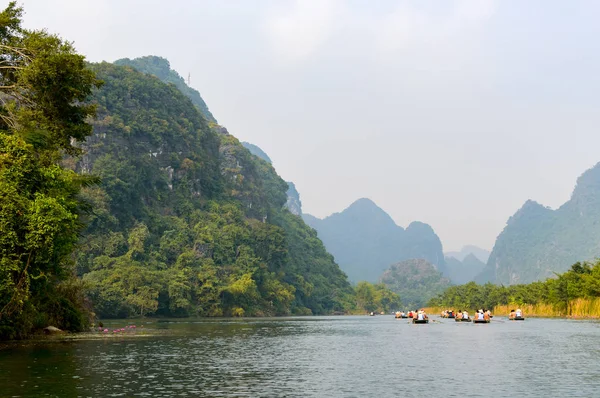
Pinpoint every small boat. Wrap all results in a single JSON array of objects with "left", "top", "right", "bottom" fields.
[
  {"left": 412, "top": 319, "right": 429, "bottom": 324},
  {"left": 509, "top": 317, "right": 525, "bottom": 321},
  {"left": 401, "top": 315, "right": 408, "bottom": 319},
  {"left": 473, "top": 319, "right": 490, "bottom": 324},
  {"left": 455, "top": 318, "right": 472, "bottom": 322}
]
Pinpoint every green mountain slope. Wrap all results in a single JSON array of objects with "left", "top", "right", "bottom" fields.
[
  {"left": 74, "top": 62, "right": 353, "bottom": 317},
  {"left": 476, "top": 162, "right": 600, "bottom": 285},
  {"left": 114, "top": 56, "right": 216, "bottom": 123},
  {"left": 379, "top": 259, "right": 451, "bottom": 309},
  {"left": 303, "top": 198, "right": 446, "bottom": 283}
]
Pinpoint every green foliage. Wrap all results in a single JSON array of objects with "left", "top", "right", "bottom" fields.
[
  {"left": 75, "top": 61, "right": 354, "bottom": 319},
  {"left": 431, "top": 261, "right": 600, "bottom": 314},
  {"left": 355, "top": 281, "right": 401, "bottom": 313},
  {"left": 380, "top": 259, "right": 451, "bottom": 309},
  {"left": 114, "top": 56, "right": 216, "bottom": 123},
  {"left": 0, "top": 2, "right": 99, "bottom": 339}
]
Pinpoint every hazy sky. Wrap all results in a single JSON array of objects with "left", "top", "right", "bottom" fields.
[{"left": 20, "top": 0, "right": 600, "bottom": 251}]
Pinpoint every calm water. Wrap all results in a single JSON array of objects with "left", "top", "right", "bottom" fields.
[{"left": 1, "top": 316, "right": 599, "bottom": 397}]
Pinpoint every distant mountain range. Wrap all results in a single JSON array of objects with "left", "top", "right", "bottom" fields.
[
  {"left": 380, "top": 259, "right": 451, "bottom": 309},
  {"left": 440, "top": 245, "right": 488, "bottom": 284},
  {"left": 443, "top": 254, "right": 486, "bottom": 285},
  {"left": 303, "top": 198, "right": 445, "bottom": 283},
  {"left": 445, "top": 245, "right": 490, "bottom": 263},
  {"left": 476, "top": 162, "right": 600, "bottom": 285}
]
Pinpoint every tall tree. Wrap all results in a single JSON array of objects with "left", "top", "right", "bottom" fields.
[{"left": 0, "top": 2, "right": 100, "bottom": 339}]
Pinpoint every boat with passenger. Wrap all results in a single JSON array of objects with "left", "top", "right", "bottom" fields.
[
  {"left": 509, "top": 308, "right": 525, "bottom": 321},
  {"left": 473, "top": 309, "right": 491, "bottom": 323},
  {"left": 455, "top": 310, "right": 472, "bottom": 322},
  {"left": 412, "top": 310, "right": 429, "bottom": 324}
]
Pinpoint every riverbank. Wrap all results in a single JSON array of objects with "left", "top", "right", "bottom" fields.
[
  {"left": 424, "top": 298, "right": 600, "bottom": 318},
  {"left": 493, "top": 298, "right": 600, "bottom": 318}
]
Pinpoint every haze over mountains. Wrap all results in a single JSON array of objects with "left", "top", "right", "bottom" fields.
[
  {"left": 112, "top": 56, "right": 600, "bottom": 290},
  {"left": 303, "top": 199, "right": 445, "bottom": 283},
  {"left": 445, "top": 245, "right": 490, "bottom": 263},
  {"left": 477, "top": 162, "right": 600, "bottom": 285}
]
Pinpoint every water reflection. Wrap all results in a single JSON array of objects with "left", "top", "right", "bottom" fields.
[{"left": 1, "top": 317, "right": 599, "bottom": 397}]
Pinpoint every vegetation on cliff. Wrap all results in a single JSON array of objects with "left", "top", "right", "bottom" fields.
[{"left": 75, "top": 61, "right": 356, "bottom": 318}]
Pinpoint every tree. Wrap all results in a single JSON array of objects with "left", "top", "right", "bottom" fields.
[{"left": 0, "top": 2, "right": 100, "bottom": 339}]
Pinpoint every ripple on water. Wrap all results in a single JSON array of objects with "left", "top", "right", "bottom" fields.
[{"left": 1, "top": 317, "right": 599, "bottom": 397}]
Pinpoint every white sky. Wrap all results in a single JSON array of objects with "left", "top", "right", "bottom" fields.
[{"left": 19, "top": 0, "right": 600, "bottom": 251}]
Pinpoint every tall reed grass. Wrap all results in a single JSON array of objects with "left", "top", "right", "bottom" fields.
[
  {"left": 426, "top": 299, "right": 600, "bottom": 318},
  {"left": 493, "top": 298, "right": 600, "bottom": 318}
]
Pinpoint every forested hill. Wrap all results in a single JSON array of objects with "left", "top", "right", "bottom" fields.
[
  {"left": 303, "top": 198, "right": 445, "bottom": 283},
  {"left": 74, "top": 62, "right": 354, "bottom": 317},
  {"left": 476, "top": 162, "right": 600, "bottom": 285},
  {"left": 380, "top": 259, "right": 451, "bottom": 309},
  {"left": 114, "top": 56, "right": 216, "bottom": 123}
]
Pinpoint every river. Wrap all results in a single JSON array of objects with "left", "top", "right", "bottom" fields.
[{"left": 1, "top": 316, "right": 598, "bottom": 397}]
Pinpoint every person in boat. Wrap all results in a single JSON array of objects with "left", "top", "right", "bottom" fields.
[
  {"left": 462, "top": 310, "right": 469, "bottom": 320},
  {"left": 509, "top": 309, "right": 516, "bottom": 319},
  {"left": 476, "top": 309, "right": 485, "bottom": 320},
  {"left": 516, "top": 308, "right": 523, "bottom": 318},
  {"left": 485, "top": 309, "right": 492, "bottom": 318},
  {"left": 416, "top": 310, "right": 428, "bottom": 321},
  {"left": 457, "top": 310, "right": 462, "bottom": 319}
]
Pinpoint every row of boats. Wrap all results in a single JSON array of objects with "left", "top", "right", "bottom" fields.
[{"left": 394, "top": 309, "right": 526, "bottom": 324}]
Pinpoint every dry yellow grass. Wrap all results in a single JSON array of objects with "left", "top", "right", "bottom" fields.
[{"left": 493, "top": 298, "right": 600, "bottom": 318}]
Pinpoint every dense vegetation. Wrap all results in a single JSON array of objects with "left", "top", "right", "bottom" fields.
[
  {"left": 303, "top": 198, "right": 446, "bottom": 283},
  {"left": 379, "top": 259, "right": 451, "bottom": 309},
  {"left": 476, "top": 163, "right": 600, "bottom": 284},
  {"left": 431, "top": 261, "right": 600, "bottom": 315},
  {"left": 74, "top": 60, "right": 358, "bottom": 318},
  {"left": 0, "top": 3, "right": 101, "bottom": 339},
  {"left": 114, "top": 56, "right": 216, "bottom": 123},
  {"left": 354, "top": 281, "right": 401, "bottom": 313},
  {"left": 0, "top": 9, "right": 404, "bottom": 338}
]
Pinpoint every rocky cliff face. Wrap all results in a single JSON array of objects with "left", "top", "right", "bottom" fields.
[
  {"left": 241, "top": 142, "right": 302, "bottom": 216},
  {"left": 476, "top": 162, "right": 600, "bottom": 285},
  {"left": 303, "top": 198, "right": 446, "bottom": 283}
]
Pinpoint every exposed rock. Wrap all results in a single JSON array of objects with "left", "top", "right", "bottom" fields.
[{"left": 43, "top": 326, "right": 63, "bottom": 334}]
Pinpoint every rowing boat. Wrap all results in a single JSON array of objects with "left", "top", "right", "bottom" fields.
[
  {"left": 509, "top": 317, "right": 525, "bottom": 321},
  {"left": 412, "top": 319, "right": 429, "bottom": 324},
  {"left": 455, "top": 318, "right": 472, "bottom": 322},
  {"left": 473, "top": 319, "right": 490, "bottom": 323}
]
